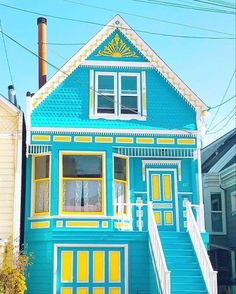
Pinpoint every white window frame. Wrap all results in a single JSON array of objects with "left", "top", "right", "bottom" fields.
[
  {"left": 231, "top": 191, "right": 236, "bottom": 215},
  {"left": 206, "top": 189, "right": 227, "bottom": 235},
  {"left": 91, "top": 71, "right": 145, "bottom": 120}
]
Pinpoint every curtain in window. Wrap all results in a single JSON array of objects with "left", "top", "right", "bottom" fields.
[{"left": 35, "top": 181, "right": 49, "bottom": 213}]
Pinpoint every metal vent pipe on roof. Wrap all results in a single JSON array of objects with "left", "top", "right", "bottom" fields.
[
  {"left": 37, "top": 17, "right": 47, "bottom": 88},
  {"left": 8, "top": 85, "right": 17, "bottom": 105}
]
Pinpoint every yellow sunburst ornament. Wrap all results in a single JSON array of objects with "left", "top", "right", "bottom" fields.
[{"left": 96, "top": 33, "right": 139, "bottom": 58}]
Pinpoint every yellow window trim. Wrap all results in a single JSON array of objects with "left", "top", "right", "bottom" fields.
[
  {"left": 32, "top": 154, "right": 50, "bottom": 217},
  {"left": 31, "top": 221, "right": 50, "bottom": 229},
  {"left": 60, "top": 152, "right": 105, "bottom": 216},
  {"left": 32, "top": 135, "right": 51, "bottom": 142}
]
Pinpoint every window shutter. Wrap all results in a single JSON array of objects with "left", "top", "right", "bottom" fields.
[{"left": 141, "top": 71, "right": 147, "bottom": 116}]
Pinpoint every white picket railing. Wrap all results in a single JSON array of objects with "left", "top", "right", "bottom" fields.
[
  {"left": 148, "top": 202, "right": 171, "bottom": 294},
  {"left": 185, "top": 200, "right": 218, "bottom": 294}
]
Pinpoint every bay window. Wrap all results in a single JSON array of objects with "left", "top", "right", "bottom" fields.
[{"left": 62, "top": 154, "right": 104, "bottom": 214}]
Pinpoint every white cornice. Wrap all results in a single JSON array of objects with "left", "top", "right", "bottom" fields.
[
  {"left": 81, "top": 60, "right": 153, "bottom": 68},
  {"left": 31, "top": 127, "right": 198, "bottom": 136},
  {"left": 31, "top": 15, "right": 207, "bottom": 114}
]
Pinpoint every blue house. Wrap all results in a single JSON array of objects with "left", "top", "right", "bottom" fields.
[{"left": 24, "top": 15, "right": 217, "bottom": 294}]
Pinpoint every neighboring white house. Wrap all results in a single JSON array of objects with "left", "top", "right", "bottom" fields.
[
  {"left": 202, "top": 128, "right": 236, "bottom": 294},
  {"left": 0, "top": 88, "right": 24, "bottom": 251}
]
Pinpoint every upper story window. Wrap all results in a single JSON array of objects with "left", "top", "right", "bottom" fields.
[
  {"left": 33, "top": 155, "right": 50, "bottom": 216},
  {"left": 231, "top": 191, "right": 236, "bottom": 215},
  {"left": 90, "top": 70, "right": 146, "bottom": 120},
  {"left": 210, "top": 192, "right": 226, "bottom": 234},
  {"left": 61, "top": 153, "right": 104, "bottom": 215}
]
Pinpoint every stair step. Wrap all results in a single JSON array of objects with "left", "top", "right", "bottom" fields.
[
  {"left": 171, "top": 269, "right": 202, "bottom": 277},
  {"left": 164, "top": 249, "right": 195, "bottom": 257},
  {"left": 173, "top": 291, "right": 208, "bottom": 294},
  {"left": 172, "top": 275, "right": 204, "bottom": 284},
  {"left": 162, "top": 242, "right": 193, "bottom": 250},
  {"left": 167, "top": 261, "right": 199, "bottom": 270},
  {"left": 172, "top": 282, "right": 206, "bottom": 291}
]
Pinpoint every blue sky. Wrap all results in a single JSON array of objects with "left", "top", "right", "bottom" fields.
[{"left": 0, "top": 0, "right": 235, "bottom": 146}]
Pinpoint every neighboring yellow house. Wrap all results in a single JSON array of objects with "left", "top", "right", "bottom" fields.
[{"left": 0, "top": 90, "right": 24, "bottom": 251}]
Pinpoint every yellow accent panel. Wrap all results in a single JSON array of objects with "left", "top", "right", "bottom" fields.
[
  {"left": 93, "top": 251, "right": 104, "bottom": 282},
  {"left": 116, "top": 137, "right": 133, "bottom": 144},
  {"left": 32, "top": 135, "right": 50, "bottom": 142},
  {"left": 56, "top": 221, "right": 63, "bottom": 227},
  {"left": 61, "top": 251, "right": 73, "bottom": 282},
  {"left": 152, "top": 175, "right": 160, "bottom": 200},
  {"left": 110, "top": 288, "right": 121, "bottom": 294},
  {"left": 102, "top": 221, "right": 108, "bottom": 228},
  {"left": 66, "top": 221, "right": 99, "bottom": 228},
  {"left": 61, "top": 288, "right": 72, "bottom": 294},
  {"left": 114, "top": 222, "right": 129, "bottom": 229},
  {"left": 154, "top": 212, "right": 161, "bottom": 224},
  {"left": 74, "top": 136, "right": 92, "bottom": 143},
  {"left": 53, "top": 136, "right": 71, "bottom": 142},
  {"left": 136, "top": 138, "right": 154, "bottom": 144},
  {"left": 165, "top": 212, "right": 173, "bottom": 225},
  {"left": 109, "top": 251, "right": 120, "bottom": 282},
  {"left": 31, "top": 221, "right": 50, "bottom": 229},
  {"left": 77, "top": 289, "right": 88, "bottom": 294},
  {"left": 93, "top": 288, "right": 104, "bottom": 294},
  {"left": 177, "top": 138, "right": 195, "bottom": 145},
  {"left": 163, "top": 175, "right": 172, "bottom": 200},
  {"left": 95, "top": 137, "right": 113, "bottom": 143},
  {"left": 77, "top": 252, "right": 89, "bottom": 282},
  {"left": 157, "top": 138, "right": 174, "bottom": 144}
]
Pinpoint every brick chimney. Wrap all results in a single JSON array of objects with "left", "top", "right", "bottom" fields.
[{"left": 37, "top": 17, "right": 47, "bottom": 88}]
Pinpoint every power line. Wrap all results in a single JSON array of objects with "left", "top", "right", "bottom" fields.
[
  {"left": 0, "top": 3, "right": 235, "bottom": 40},
  {"left": 64, "top": 0, "right": 234, "bottom": 36},
  {"left": 208, "top": 94, "right": 236, "bottom": 110},
  {"left": 46, "top": 42, "right": 86, "bottom": 45},
  {"left": 0, "top": 28, "right": 145, "bottom": 116},
  {"left": 131, "top": 0, "right": 236, "bottom": 14},
  {"left": 207, "top": 69, "right": 236, "bottom": 130},
  {"left": 0, "top": 20, "right": 14, "bottom": 85},
  {"left": 206, "top": 111, "right": 236, "bottom": 135},
  {"left": 188, "top": 0, "right": 236, "bottom": 10},
  {"left": 207, "top": 105, "right": 236, "bottom": 132}
]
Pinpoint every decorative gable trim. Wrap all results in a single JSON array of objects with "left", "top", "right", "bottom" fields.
[{"left": 31, "top": 15, "right": 207, "bottom": 114}]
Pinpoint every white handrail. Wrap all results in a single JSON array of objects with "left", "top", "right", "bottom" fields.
[
  {"left": 185, "top": 200, "right": 217, "bottom": 294},
  {"left": 148, "top": 202, "right": 171, "bottom": 294}
]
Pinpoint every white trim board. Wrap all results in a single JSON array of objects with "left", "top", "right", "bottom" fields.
[{"left": 31, "top": 15, "right": 207, "bottom": 114}]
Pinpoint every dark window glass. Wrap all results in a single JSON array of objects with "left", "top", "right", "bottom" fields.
[
  {"left": 114, "top": 157, "right": 126, "bottom": 181},
  {"left": 121, "top": 76, "right": 137, "bottom": 94},
  {"left": 35, "top": 155, "right": 49, "bottom": 179},
  {"left": 121, "top": 95, "right": 138, "bottom": 114},
  {"left": 98, "top": 75, "right": 114, "bottom": 93},
  {"left": 97, "top": 95, "right": 115, "bottom": 114},
  {"left": 63, "top": 155, "right": 102, "bottom": 178},
  {"left": 211, "top": 193, "right": 222, "bottom": 211}
]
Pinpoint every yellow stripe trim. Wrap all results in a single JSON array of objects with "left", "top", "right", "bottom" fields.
[
  {"left": 177, "top": 138, "right": 195, "bottom": 145},
  {"left": 74, "top": 136, "right": 92, "bottom": 143},
  {"left": 154, "top": 212, "right": 161, "bottom": 224},
  {"left": 157, "top": 138, "right": 174, "bottom": 144},
  {"left": 32, "top": 135, "right": 50, "bottom": 142},
  {"left": 53, "top": 136, "right": 71, "bottom": 142},
  {"left": 165, "top": 211, "right": 173, "bottom": 224},
  {"left": 116, "top": 137, "right": 133, "bottom": 144},
  {"left": 109, "top": 288, "right": 121, "bottom": 294},
  {"left": 109, "top": 251, "right": 120, "bottom": 282},
  {"left": 95, "top": 137, "right": 113, "bottom": 143},
  {"left": 31, "top": 221, "right": 50, "bottom": 229},
  {"left": 163, "top": 175, "right": 172, "bottom": 200},
  {"left": 93, "top": 251, "right": 104, "bottom": 282},
  {"left": 61, "top": 251, "right": 73, "bottom": 282},
  {"left": 114, "top": 222, "right": 129, "bottom": 229},
  {"left": 152, "top": 175, "right": 160, "bottom": 200},
  {"left": 77, "top": 288, "right": 88, "bottom": 294},
  {"left": 61, "top": 288, "right": 72, "bottom": 294},
  {"left": 93, "top": 288, "right": 104, "bottom": 294},
  {"left": 66, "top": 221, "right": 99, "bottom": 228},
  {"left": 136, "top": 138, "right": 154, "bottom": 144},
  {"left": 77, "top": 251, "right": 89, "bottom": 282}
]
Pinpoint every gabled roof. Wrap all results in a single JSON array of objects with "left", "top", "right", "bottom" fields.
[
  {"left": 31, "top": 15, "right": 208, "bottom": 114},
  {"left": 202, "top": 128, "right": 236, "bottom": 173},
  {"left": 0, "top": 94, "right": 21, "bottom": 114}
]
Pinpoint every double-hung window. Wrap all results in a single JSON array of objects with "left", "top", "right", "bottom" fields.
[
  {"left": 33, "top": 155, "right": 50, "bottom": 216},
  {"left": 210, "top": 192, "right": 226, "bottom": 234},
  {"left": 114, "top": 156, "right": 128, "bottom": 214},
  {"left": 93, "top": 71, "right": 143, "bottom": 118},
  {"left": 62, "top": 153, "right": 104, "bottom": 214}
]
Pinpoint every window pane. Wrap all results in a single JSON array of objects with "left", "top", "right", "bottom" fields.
[
  {"left": 63, "top": 180, "right": 101, "bottom": 212},
  {"left": 114, "top": 157, "right": 126, "bottom": 181},
  {"left": 63, "top": 155, "right": 102, "bottom": 178},
  {"left": 121, "top": 95, "right": 138, "bottom": 114},
  {"left": 211, "top": 212, "right": 223, "bottom": 232},
  {"left": 114, "top": 181, "right": 126, "bottom": 213},
  {"left": 121, "top": 76, "right": 137, "bottom": 94},
  {"left": 97, "top": 95, "right": 115, "bottom": 114},
  {"left": 211, "top": 193, "right": 222, "bottom": 211},
  {"left": 35, "top": 156, "right": 49, "bottom": 179},
  {"left": 98, "top": 75, "right": 114, "bottom": 93},
  {"left": 35, "top": 180, "right": 49, "bottom": 213}
]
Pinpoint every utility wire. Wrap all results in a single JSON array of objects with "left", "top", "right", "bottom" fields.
[
  {"left": 191, "top": 0, "right": 235, "bottom": 10},
  {"left": 131, "top": 0, "right": 236, "bottom": 14},
  {"left": 0, "top": 29, "right": 145, "bottom": 116},
  {"left": 208, "top": 94, "right": 236, "bottom": 110},
  {"left": 46, "top": 42, "right": 86, "bottom": 45},
  {"left": 207, "top": 105, "right": 236, "bottom": 132},
  {"left": 0, "top": 3, "right": 235, "bottom": 40},
  {"left": 207, "top": 69, "right": 236, "bottom": 130},
  {"left": 206, "top": 111, "right": 236, "bottom": 134},
  {"left": 0, "top": 20, "right": 14, "bottom": 86},
  {"left": 64, "top": 0, "right": 234, "bottom": 36}
]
